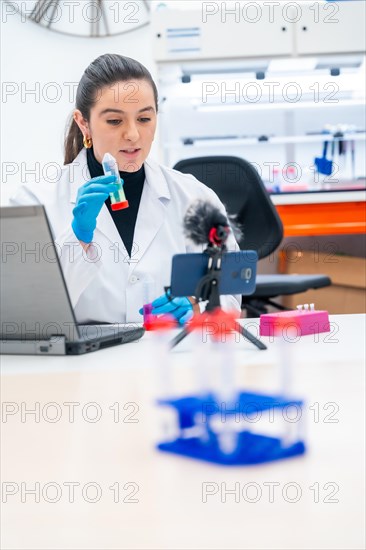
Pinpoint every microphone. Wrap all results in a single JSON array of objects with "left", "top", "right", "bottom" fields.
[{"left": 183, "top": 200, "right": 229, "bottom": 247}]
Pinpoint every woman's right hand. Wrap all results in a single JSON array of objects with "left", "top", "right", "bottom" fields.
[{"left": 71, "top": 175, "right": 118, "bottom": 244}]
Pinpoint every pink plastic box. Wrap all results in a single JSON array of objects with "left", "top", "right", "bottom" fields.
[{"left": 260, "top": 307, "right": 330, "bottom": 337}]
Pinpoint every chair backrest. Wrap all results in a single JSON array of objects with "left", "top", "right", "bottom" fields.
[{"left": 174, "top": 156, "right": 284, "bottom": 260}]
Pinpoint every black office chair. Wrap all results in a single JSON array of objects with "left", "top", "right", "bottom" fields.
[{"left": 173, "top": 156, "right": 331, "bottom": 317}]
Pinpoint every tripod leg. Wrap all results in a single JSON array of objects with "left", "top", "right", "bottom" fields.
[
  {"left": 170, "top": 323, "right": 266, "bottom": 351},
  {"left": 234, "top": 322, "right": 267, "bottom": 351},
  {"left": 169, "top": 326, "right": 189, "bottom": 349}
]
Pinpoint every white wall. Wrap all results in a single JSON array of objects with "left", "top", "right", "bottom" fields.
[{"left": 0, "top": 5, "right": 159, "bottom": 204}]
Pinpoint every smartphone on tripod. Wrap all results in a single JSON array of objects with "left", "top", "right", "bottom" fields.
[{"left": 170, "top": 250, "right": 258, "bottom": 297}]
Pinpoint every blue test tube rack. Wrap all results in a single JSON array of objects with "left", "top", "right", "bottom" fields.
[{"left": 156, "top": 391, "right": 305, "bottom": 465}]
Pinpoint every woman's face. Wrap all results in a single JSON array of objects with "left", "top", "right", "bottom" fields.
[{"left": 74, "top": 79, "right": 157, "bottom": 172}]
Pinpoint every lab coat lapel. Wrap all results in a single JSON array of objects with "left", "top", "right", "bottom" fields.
[{"left": 128, "top": 158, "right": 171, "bottom": 273}]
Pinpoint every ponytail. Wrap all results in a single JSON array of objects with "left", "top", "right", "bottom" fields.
[{"left": 64, "top": 115, "right": 83, "bottom": 165}]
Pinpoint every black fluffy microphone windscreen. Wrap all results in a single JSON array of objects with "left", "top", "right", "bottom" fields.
[{"left": 183, "top": 200, "right": 229, "bottom": 245}]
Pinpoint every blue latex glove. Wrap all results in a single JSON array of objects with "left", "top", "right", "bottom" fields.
[
  {"left": 72, "top": 175, "right": 119, "bottom": 243},
  {"left": 139, "top": 293, "right": 193, "bottom": 325}
]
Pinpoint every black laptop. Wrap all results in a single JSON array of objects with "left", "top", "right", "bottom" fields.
[{"left": 0, "top": 205, "right": 144, "bottom": 355}]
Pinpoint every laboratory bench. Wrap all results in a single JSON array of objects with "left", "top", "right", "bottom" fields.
[{"left": 1, "top": 314, "right": 365, "bottom": 550}]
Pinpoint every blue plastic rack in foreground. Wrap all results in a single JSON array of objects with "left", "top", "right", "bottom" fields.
[{"left": 157, "top": 392, "right": 306, "bottom": 465}]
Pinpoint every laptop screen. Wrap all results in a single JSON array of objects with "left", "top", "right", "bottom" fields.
[{"left": 0, "top": 205, "right": 80, "bottom": 341}]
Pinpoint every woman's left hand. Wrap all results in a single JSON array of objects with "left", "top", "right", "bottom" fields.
[{"left": 139, "top": 293, "right": 194, "bottom": 325}]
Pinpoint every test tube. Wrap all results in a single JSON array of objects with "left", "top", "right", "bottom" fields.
[
  {"left": 213, "top": 337, "right": 239, "bottom": 455},
  {"left": 147, "top": 315, "right": 179, "bottom": 444},
  {"left": 142, "top": 275, "right": 155, "bottom": 328},
  {"left": 102, "top": 152, "right": 129, "bottom": 211},
  {"left": 274, "top": 318, "right": 295, "bottom": 399}
]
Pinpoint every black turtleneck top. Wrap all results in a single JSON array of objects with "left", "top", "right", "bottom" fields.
[{"left": 87, "top": 147, "right": 145, "bottom": 257}]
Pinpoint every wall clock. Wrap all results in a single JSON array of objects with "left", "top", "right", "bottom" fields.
[{"left": 6, "top": 0, "right": 151, "bottom": 37}]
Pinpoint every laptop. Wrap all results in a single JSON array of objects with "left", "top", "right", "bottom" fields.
[{"left": 0, "top": 205, "right": 144, "bottom": 355}]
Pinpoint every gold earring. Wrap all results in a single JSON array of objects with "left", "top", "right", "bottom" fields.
[{"left": 83, "top": 136, "right": 93, "bottom": 149}]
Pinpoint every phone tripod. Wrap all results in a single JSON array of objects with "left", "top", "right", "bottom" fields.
[{"left": 169, "top": 241, "right": 267, "bottom": 351}]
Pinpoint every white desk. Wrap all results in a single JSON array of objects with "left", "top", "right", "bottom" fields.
[{"left": 1, "top": 314, "right": 365, "bottom": 550}]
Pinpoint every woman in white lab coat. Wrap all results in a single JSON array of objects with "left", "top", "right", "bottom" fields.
[{"left": 12, "top": 53, "right": 240, "bottom": 324}]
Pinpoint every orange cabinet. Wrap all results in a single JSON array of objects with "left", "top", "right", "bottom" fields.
[{"left": 275, "top": 201, "right": 366, "bottom": 237}]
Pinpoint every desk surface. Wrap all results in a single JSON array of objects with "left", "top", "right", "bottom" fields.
[{"left": 1, "top": 314, "right": 365, "bottom": 550}]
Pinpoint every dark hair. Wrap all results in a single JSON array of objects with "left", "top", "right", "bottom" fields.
[{"left": 64, "top": 53, "right": 158, "bottom": 165}]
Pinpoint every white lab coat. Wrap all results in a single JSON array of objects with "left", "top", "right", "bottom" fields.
[{"left": 11, "top": 148, "right": 241, "bottom": 323}]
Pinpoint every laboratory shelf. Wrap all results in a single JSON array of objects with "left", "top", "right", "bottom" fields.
[
  {"left": 192, "top": 98, "right": 366, "bottom": 113},
  {"left": 171, "top": 132, "right": 366, "bottom": 148}
]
